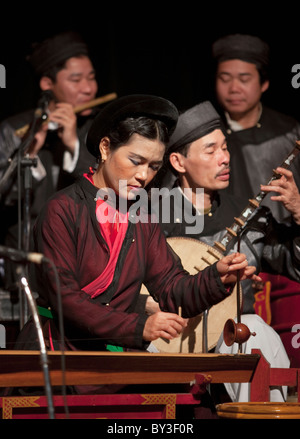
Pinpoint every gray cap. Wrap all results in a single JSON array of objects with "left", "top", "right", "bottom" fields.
[{"left": 168, "top": 101, "right": 221, "bottom": 153}]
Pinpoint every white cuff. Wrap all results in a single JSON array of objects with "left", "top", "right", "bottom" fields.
[
  {"left": 63, "top": 139, "right": 80, "bottom": 173},
  {"left": 31, "top": 156, "right": 46, "bottom": 181}
]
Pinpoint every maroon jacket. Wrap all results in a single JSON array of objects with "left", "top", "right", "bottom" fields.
[{"left": 25, "top": 177, "right": 231, "bottom": 351}]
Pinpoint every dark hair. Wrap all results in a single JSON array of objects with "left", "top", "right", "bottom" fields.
[
  {"left": 40, "top": 54, "right": 89, "bottom": 82},
  {"left": 28, "top": 31, "right": 90, "bottom": 80},
  {"left": 170, "top": 141, "right": 191, "bottom": 158},
  {"left": 151, "top": 140, "right": 192, "bottom": 189},
  {"left": 213, "top": 58, "right": 269, "bottom": 85},
  {"left": 255, "top": 62, "right": 269, "bottom": 85},
  {"left": 97, "top": 116, "right": 170, "bottom": 161}
]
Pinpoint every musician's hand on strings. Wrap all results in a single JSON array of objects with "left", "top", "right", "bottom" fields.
[
  {"left": 217, "top": 252, "right": 262, "bottom": 285},
  {"left": 143, "top": 312, "right": 188, "bottom": 342},
  {"left": 261, "top": 167, "right": 300, "bottom": 224},
  {"left": 48, "top": 103, "right": 78, "bottom": 153}
]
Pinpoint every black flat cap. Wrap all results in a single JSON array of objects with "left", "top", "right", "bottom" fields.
[
  {"left": 86, "top": 94, "right": 179, "bottom": 157},
  {"left": 212, "top": 34, "right": 270, "bottom": 68},
  {"left": 28, "top": 31, "right": 89, "bottom": 76},
  {"left": 168, "top": 101, "right": 221, "bottom": 153}
]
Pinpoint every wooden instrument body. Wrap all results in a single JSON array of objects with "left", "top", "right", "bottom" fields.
[
  {"left": 0, "top": 349, "right": 260, "bottom": 388},
  {"left": 141, "top": 237, "right": 239, "bottom": 353}
]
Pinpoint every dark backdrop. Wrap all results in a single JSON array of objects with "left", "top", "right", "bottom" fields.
[{"left": 1, "top": 4, "right": 300, "bottom": 122}]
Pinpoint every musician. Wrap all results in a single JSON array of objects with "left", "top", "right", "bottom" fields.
[
  {"left": 15, "top": 95, "right": 258, "bottom": 362},
  {"left": 0, "top": 31, "right": 99, "bottom": 295},
  {"left": 151, "top": 100, "right": 300, "bottom": 402},
  {"left": 211, "top": 33, "right": 300, "bottom": 367},
  {"left": 211, "top": 33, "right": 300, "bottom": 223}
]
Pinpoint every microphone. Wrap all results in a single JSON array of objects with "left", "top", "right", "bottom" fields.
[
  {"left": 0, "top": 245, "right": 45, "bottom": 264},
  {"left": 34, "top": 90, "right": 54, "bottom": 119}
]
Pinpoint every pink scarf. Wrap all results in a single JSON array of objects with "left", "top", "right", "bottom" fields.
[{"left": 82, "top": 173, "right": 129, "bottom": 298}]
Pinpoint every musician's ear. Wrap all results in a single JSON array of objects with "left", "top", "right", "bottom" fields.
[
  {"left": 40, "top": 76, "right": 54, "bottom": 91},
  {"left": 99, "top": 137, "right": 111, "bottom": 161},
  {"left": 169, "top": 152, "right": 186, "bottom": 174},
  {"left": 261, "top": 79, "right": 269, "bottom": 94}
]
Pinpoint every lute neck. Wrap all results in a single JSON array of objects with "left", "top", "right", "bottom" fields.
[{"left": 213, "top": 140, "right": 300, "bottom": 254}]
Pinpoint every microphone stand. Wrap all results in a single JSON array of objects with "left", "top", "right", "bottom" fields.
[
  {"left": 8, "top": 98, "right": 50, "bottom": 328},
  {"left": 18, "top": 149, "right": 37, "bottom": 328},
  {"left": 16, "top": 265, "right": 55, "bottom": 419},
  {"left": 18, "top": 109, "right": 47, "bottom": 329}
]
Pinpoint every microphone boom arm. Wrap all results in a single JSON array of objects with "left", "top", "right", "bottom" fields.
[{"left": 16, "top": 266, "right": 55, "bottom": 419}]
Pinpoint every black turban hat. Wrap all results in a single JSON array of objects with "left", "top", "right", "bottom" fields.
[
  {"left": 28, "top": 31, "right": 89, "bottom": 76},
  {"left": 212, "top": 33, "right": 270, "bottom": 68},
  {"left": 86, "top": 94, "right": 179, "bottom": 157},
  {"left": 168, "top": 101, "right": 221, "bottom": 153}
]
